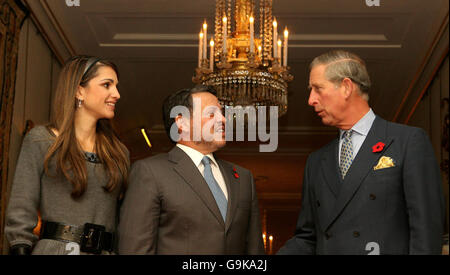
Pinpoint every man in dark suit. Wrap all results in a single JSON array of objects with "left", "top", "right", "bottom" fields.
[
  {"left": 118, "top": 85, "right": 264, "bottom": 254},
  {"left": 278, "top": 50, "right": 445, "bottom": 255}
]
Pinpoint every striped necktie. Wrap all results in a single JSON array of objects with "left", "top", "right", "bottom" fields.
[{"left": 340, "top": 130, "right": 354, "bottom": 179}]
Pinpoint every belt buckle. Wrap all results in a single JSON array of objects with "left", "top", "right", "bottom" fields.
[{"left": 80, "top": 223, "right": 105, "bottom": 254}]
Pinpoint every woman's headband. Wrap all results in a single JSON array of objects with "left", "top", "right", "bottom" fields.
[{"left": 82, "top": 57, "right": 102, "bottom": 79}]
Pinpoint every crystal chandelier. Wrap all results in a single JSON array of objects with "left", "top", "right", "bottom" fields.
[{"left": 193, "top": 0, "right": 293, "bottom": 117}]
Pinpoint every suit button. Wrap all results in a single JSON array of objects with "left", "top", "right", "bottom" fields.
[
  {"left": 325, "top": 233, "right": 332, "bottom": 240},
  {"left": 353, "top": 231, "right": 360, "bottom": 238},
  {"left": 317, "top": 201, "right": 321, "bottom": 207},
  {"left": 370, "top": 194, "right": 376, "bottom": 200}
]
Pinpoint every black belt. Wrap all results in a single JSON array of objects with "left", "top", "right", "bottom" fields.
[{"left": 40, "top": 221, "right": 115, "bottom": 254}]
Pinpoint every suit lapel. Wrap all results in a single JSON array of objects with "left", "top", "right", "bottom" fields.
[
  {"left": 324, "top": 117, "right": 394, "bottom": 231},
  {"left": 320, "top": 138, "right": 341, "bottom": 198},
  {"left": 169, "top": 147, "right": 225, "bottom": 227},
  {"left": 216, "top": 159, "right": 240, "bottom": 233}
]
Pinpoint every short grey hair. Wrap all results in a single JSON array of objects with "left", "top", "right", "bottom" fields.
[{"left": 310, "top": 50, "right": 371, "bottom": 101}]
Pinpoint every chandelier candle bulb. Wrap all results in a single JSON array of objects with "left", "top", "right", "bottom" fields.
[
  {"left": 273, "top": 19, "right": 278, "bottom": 58},
  {"left": 269, "top": 235, "right": 273, "bottom": 254},
  {"left": 262, "top": 233, "right": 267, "bottom": 250},
  {"left": 210, "top": 39, "right": 214, "bottom": 71},
  {"left": 249, "top": 16, "right": 255, "bottom": 53},
  {"left": 277, "top": 40, "right": 282, "bottom": 63},
  {"left": 284, "top": 28, "right": 289, "bottom": 67},
  {"left": 203, "top": 21, "right": 208, "bottom": 60},
  {"left": 223, "top": 17, "right": 228, "bottom": 55},
  {"left": 192, "top": 1, "right": 293, "bottom": 119},
  {"left": 199, "top": 32, "right": 204, "bottom": 67}
]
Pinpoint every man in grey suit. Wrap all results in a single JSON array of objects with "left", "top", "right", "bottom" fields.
[
  {"left": 278, "top": 50, "right": 445, "bottom": 255},
  {"left": 118, "top": 85, "right": 265, "bottom": 254}
]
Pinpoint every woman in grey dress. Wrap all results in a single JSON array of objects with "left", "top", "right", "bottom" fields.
[{"left": 5, "top": 56, "right": 130, "bottom": 255}]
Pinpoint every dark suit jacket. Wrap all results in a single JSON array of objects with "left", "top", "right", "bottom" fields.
[
  {"left": 278, "top": 116, "right": 445, "bottom": 255},
  {"left": 118, "top": 146, "right": 265, "bottom": 255}
]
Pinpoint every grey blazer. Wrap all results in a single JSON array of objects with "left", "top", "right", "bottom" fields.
[
  {"left": 118, "top": 146, "right": 265, "bottom": 255},
  {"left": 278, "top": 116, "right": 445, "bottom": 255},
  {"left": 5, "top": 126, "right": 124, "bottom": 255}
]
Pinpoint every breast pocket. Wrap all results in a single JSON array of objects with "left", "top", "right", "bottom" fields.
[
  {"left": 368, "top": 166, "right": 402, "bottom": 190},
  {"left": 372, "top": 166, "right": 400, "bottom": 178}
]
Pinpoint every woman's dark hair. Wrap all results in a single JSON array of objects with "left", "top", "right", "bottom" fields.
[{"left": 44, "top": 55, "right": 129, "bottom": 198}]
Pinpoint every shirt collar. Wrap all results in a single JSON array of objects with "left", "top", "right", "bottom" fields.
[
  {"left": 340, "top": 108, "right": 376, "bottom": 139},
  {"left": 176, "top": 144, "right": 219, "bottom": 167}
]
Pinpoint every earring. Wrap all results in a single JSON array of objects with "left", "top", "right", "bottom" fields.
[{"left": 77, "top": 98, "right": 83, "bottom": 108}]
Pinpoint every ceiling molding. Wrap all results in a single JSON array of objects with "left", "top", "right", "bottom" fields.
[
  {"left": 98, "top": 43, "right": 402, "bottom": 49},
  {"left": 99, "top": 43, "right": 198, "bottom": 47},
  {"left": 85, "top": 12, "right": 212, "bottom": 19},
  {"left": 84, "top": 10, "right": 409, "bottom": 52},
  {"left": 290, "top": 34, "right": 388, "bottom": 41},
  {"left": 113, "top": 33, "right": 198, "bottom": 40},
  {"left": 83, "top": 11, "right": 413, "bottom": 19},
  {"left": 289, "top": 44, "right": 402, "bottom": 48},
  {"left": 23, "top": 0, "right": 75, "bottom": 63},
  {"left": 112, "top": 33, "right": 388, "bottom": 41}
]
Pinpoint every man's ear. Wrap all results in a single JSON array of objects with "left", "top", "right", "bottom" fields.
[
  {"left": 175, "top": 115, "right": 183, "bottom": 132},
  {"left": 175, "top": 115, "right": 189, "bottom": 134},
  {"left": 341, "top": 78, "right": 354, "bottom": 99}
]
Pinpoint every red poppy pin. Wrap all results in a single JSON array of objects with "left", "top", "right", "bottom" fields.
[
  {"left": 233, "top": 167, "right": 239, "bottom": 179},
  {"left": 372, "top": 142, "right": 385, "bottom": 153}
]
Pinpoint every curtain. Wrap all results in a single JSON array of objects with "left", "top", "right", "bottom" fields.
[{"left": 0, "top": 0, "right": 27, "bottom": 253}]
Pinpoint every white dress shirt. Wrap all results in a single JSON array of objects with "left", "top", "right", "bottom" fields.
[
  {"left": 338, "top": 108, "right": 376, "bottom": 164},
  {"left": 176, "top": 144, "right": 228, "bottom": 200}
]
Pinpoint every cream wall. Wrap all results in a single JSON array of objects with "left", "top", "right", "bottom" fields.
[{"left": 3, "top": 18, "right": 61, "bottom": 253}]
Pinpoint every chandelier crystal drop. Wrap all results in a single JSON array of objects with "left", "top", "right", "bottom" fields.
[{"left": 193, "top": 0, "right": 293, "bottom": 117}]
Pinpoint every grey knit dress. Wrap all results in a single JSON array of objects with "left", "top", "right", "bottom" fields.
[{"left": 5, "top": 126, "right": 127, "bottom": 255}]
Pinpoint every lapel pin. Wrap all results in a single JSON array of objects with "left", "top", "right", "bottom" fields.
[
  {"left": 372, "top": 142, "right": 385, "bottom": 153},
  {"left": 233, "top": 167, "right": 239, "bottom": 179}
]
